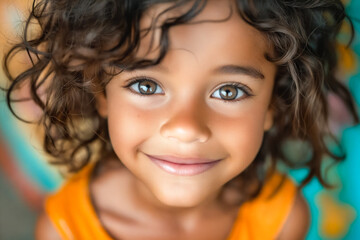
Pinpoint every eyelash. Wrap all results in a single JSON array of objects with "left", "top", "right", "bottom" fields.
[
  {"left": 211, "top": 82, "right": 253, "bottom": 102},
  {"left": 123, "top": 77, "right": 164, "bottom": 96},
  {"left": 123, "top": 77, "right": 254, "bottom": 101}
]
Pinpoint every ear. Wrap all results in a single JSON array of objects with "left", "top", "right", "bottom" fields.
[
  {"left": 263, "top": 108, "right": 273, "bottom": 131},
  {"left": 95, "top": 93, "right": 108, "bottom": 118}
]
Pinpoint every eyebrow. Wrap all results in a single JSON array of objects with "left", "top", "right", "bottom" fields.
[
  {"left": 214, "top": 65, "right": 265, "bottom": 80},
  {"left": 129, "top": 63, "right": 265, "bottom": 80}
]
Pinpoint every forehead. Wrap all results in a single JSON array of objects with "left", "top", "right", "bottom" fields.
[{"left": 137, "top": 0, "right": 272, "bottom": 73}]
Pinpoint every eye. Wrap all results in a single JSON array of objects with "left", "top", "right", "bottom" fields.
[
  {"left": 211, "top": 84, "right": 250, "bottom": 101},
  {"left": 126, "top": 78, "right": 164, "bottom": 95}
]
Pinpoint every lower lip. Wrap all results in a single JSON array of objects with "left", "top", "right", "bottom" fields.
[{"left": 148, "top": 156, "right": 220, "bottom": 176}]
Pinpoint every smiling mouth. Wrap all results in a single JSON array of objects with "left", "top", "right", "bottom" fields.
[{"left": 146, "top": 154, "right": 221, "bottom": 176}]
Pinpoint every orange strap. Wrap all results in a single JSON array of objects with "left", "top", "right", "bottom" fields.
[
  {"left": 227, "top": 173, "right": 297, "bottom": 240},
  {"left": 45, "top": 163, "right": 112, "bottom": 240}
]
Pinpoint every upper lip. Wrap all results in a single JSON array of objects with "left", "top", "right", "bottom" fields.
[{"left": 146, "top": 154, "right": 222, "bottom": 164}]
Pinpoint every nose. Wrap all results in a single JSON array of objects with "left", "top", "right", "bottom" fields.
[{"left": 160, "top": 103, "right": 211, "bottom": 144}]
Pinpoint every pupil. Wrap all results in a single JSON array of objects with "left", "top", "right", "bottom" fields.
[
  {"left": 220, "top": 86, "right": 236, "bottom": 100},
  {"left": 139, "top": 80, "right": 156, "bottom": 94}
]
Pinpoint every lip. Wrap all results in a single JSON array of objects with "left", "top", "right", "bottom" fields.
[{"left": 146, "top": 154, "right": 221, "bottom": 176}]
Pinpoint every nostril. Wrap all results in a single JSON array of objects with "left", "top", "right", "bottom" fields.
[{"left": 160, "top": 120, "right": 211, "bottom": 144}]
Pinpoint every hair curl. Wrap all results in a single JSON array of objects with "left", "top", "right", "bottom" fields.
[{"left": 3, "top": 0, "right": 359, "bottom": 203}]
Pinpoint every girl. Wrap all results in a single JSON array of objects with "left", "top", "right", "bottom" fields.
[{"left": 3, "top": 0, "right": 359, "bottom": 239}]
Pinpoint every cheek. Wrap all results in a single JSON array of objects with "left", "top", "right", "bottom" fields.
[
  {"left": 212, "top": 107, "right": 267, "bottom": 168},
  {"left": 106, "top": 99, "right": 161, "bottom": 159}
]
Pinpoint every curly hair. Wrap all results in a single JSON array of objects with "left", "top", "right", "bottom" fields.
[{"left": 3, "top": 0, "right": 359, "bottom": 203}]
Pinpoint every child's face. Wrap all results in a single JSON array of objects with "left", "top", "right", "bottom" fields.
[{"left": 97, "top": 0, "right": 276, "bottom": 208}]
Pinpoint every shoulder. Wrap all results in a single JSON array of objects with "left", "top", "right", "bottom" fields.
[
  {"left": 35, "top": 211, "right": 62, "bottom": 240},
  {"left": 276, "top": 192, "right": 310, "bottom": 240},
  {"left": 242, "top": 173, "right": 308, "bottom": 238},
  {"left": 229, "top": 174, "right": 309, "bottom": 239},
  {"left": 39, "top": 163, "right": 97, "bottom": 240}
]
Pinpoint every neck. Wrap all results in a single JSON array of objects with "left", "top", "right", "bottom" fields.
[{"left": 129, "top": 171, "right": 230, "bottom": 227}]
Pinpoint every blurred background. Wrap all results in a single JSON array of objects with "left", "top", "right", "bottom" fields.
[{"left": 0, "top": 0, "right": 359, "bottom": 239}]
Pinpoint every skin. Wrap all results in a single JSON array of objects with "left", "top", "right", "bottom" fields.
[
  {"left": 36, "top": 0, "right": 310, "bottom": 239},
  {"left": 101, "top": 0, "right": 275, "bottom": 208}
]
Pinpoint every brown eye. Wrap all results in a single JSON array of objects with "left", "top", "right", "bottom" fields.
[
  {"left": 139, "top": 80, "right": 157, "bottom": 94},
  {"left": 211, "top": 84, "right": 248, "bottom": 101},
  {"left": 219, "top": 86, "right": 237, "bottom": 100},
  {"left": 128, "top": 79, "right": 163, "bottom": 95}
]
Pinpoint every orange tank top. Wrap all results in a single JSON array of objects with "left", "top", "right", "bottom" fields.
[{"left": 45, "top": 163, "right": 296, "bottom": 240}]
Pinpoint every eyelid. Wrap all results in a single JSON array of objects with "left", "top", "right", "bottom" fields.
[
  {"left": 123, "top": 76, "right": 162, "bottom": 89},
  {"left": 211, "top": 82, "right": 254, "bottom": 101},
  {"left": 122, "top": 76, "right": 165, "bottom": 95},
  {"left": 216, "top": 82, "right": 252, "bottom": 93}
]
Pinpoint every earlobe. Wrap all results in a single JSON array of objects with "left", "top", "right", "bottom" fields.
[{"left": 95, "top": 93, "right": 108, "bottom": 118}]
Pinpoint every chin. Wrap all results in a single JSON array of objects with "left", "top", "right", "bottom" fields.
[{"left": 154, "top": 186, "right": 209, "bottom": 209}]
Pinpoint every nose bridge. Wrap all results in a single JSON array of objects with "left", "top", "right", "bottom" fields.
[{"left": 160, "top": 98, "right": 211, "bottom": 143}]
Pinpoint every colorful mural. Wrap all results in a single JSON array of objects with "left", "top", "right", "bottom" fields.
[{"left": 290, "top": 1, "right": 360, "bottom": 239}]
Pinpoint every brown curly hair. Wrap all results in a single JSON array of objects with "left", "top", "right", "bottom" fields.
[{"left": 3, "top": 0, "right": 359, "bottom": 203}]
